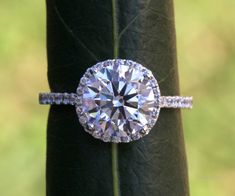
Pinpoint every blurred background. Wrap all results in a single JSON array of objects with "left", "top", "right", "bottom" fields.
[{"left": 0, "top": 0, "right": 234, "bottom": 195}]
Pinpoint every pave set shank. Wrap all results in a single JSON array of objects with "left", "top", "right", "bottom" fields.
[
  {"left": 39, "top": 93, "right": 193, "bottom": 109},
  {"left": 39, "top": 59, "right": 192, "bottom": 143}
]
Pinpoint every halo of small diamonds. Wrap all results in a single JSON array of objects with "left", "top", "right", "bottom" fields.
[{"left": 76, "top": 59, "right": 161, "bottom": 143}]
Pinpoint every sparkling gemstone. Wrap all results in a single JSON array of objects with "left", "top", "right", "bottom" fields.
[{"left": 76, "top": 59, "right": 160, "bottom": 142}]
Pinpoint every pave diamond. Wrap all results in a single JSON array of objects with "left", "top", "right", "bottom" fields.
[{"left": 76, "top": 59, "right": 161, "bottom": 143}]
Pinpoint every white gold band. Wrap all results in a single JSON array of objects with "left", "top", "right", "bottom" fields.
[
  {"left": 39, "top": 93, "right": 193, "bottom": 109},
  {"left": 39, "top": 93, "right": 79, "bottom": 105},
  {"left": 159, "top": 96, "right": 193, "bottom": 109}
]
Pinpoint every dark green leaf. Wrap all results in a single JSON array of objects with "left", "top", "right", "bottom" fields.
[{"left": 46, "top": 0, "right": 189, "bottom": 195}]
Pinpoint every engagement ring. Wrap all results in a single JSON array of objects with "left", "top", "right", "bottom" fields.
[{"left": 39, "top": 59, "right": 192, "bottom": 143}]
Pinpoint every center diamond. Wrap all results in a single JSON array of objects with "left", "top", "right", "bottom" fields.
[
  {"left": 76, "top": 59, "right": 160, "bottom": 143},
  {"left": 112, "top": 95, "right": 124, "bottom": 107}
]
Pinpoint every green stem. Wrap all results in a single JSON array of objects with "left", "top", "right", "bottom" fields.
[
  {"left": 112, "top": 1, "right": 120, "bottom": 196},
  {"left": 112, "top": 143, "right": 119, "bottom": 196},
  {"left": 112, "top": 0, "right": 119, "bottom": 59}
]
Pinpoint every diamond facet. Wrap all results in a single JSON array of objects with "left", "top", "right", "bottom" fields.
[{"left": 76, "top": 59, "right": 161, "bottom": 142}]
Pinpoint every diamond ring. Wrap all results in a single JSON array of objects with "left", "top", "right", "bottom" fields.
[{"left": 39, "top": 59, "right": 192, "bottom": 143}]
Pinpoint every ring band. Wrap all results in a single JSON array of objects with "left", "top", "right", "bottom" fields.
[
  {"left": 39, "top": 59, "right": 193, "bottom": 143},
  {"left": 39, "top": 93, "right": 193, "bottom": 109}
]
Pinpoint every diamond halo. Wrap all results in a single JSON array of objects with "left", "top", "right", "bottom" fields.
[{"left": 76, "top": 59, "right": 161, "bottom": 143}]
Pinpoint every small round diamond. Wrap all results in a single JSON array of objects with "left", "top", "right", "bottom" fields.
[{"left": 76, "top": 59, "right": 161, "bottom": 142}]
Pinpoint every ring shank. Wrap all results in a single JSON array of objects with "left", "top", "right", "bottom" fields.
[
  {"left": 39, "top": 93, "right": 193, "bottom": 109},
  {"left": 159, "top": 96, "right": 193, "bottom": 109},
  {"left": 39, "top": 93, "right": 79, "bottom": 105}
]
